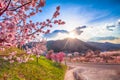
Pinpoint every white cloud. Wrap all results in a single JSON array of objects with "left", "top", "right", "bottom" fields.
[
  {"left": 31, "top": 4, "right": 120, "bottom": 44},
  {"left": 52, "top": 5, "right": 99, "bottom": 31}
]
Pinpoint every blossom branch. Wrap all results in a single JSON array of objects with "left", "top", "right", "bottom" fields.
[
  {"left": 0, "top": 0, "right": 11, "bottom": 16},
  {"left": 9, "top": 1, "right": 32, "bottom": 11}
]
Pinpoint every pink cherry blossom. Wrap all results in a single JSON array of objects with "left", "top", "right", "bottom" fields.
[
  {"left": 0, "top": 0, "right": 65, "bottom": 64},
  {"left": 46, "top": 51, "right": 65, "bottom": 63},
  {"left": 0, "top": 0, "right": 65, "bottom": 48},
  {"left": 9, "top": 60, "right": 14, "bottom": 63}
]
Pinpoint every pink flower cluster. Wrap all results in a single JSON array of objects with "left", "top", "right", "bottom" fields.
[
  {"left": 46, "top": 50, "right": 65, "bottom": 63},
  {"left": 0, "top": 0, "right": 65, "bottom": 48},
  {"left": 26, "top": 39, "right": 47, "bottom": 58},
  {"left": 3, "top": 51, "right": 34, "bottom": 63},
  {"left": 0, "top": 47, "right": 5, "bottom": 51}
]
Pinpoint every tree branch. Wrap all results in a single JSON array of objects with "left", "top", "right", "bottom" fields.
[
  {"left": 27, "top": 18, "right": 54, "bottom": 36},
  {"left": 0, "top": 0, "right": 11, "bottom": 16},
  {"left": 9, "top": 1, "right": 32, "bottom": 11}
]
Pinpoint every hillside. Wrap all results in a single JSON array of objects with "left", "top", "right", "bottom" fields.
[{"left": 0, "top": 48, "right": 66, "bottom": 80}]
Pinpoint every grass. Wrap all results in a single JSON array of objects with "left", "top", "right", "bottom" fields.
[{"left": 0, "top": 48, "right": 67, "bottom": 80}]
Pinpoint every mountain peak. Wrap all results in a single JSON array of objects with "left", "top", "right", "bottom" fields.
[
  {"left": 47, "top": 38, "right": 99, "bottom": 52},
  {"left": 47, "top": 39, "right": 120, "bottom": 52}
]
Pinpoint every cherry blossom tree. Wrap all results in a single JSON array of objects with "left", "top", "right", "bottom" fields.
[
  {"left": 46, "top": 50, "right": 65, "bottom": 63},
  {"left": 0, "top": 0, "right": 65, "bottom": 47},
  {"left": 28, "top": 38, "right": 47, "bottom": 63},
  {"left": 0, "top": 0, "right": 65, "bottom": 63}
]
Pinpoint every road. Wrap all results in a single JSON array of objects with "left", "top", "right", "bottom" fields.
[{"left": 65, "top": 63, "right": 120, "bottom": 80}]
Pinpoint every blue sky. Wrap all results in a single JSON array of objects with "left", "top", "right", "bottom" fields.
[{"left": 33, "top": 0, "right": 120, "bottom": 43}]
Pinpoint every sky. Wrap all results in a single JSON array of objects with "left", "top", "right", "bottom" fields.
[{"left": 33, "top": 0, "right": 120, "bottom": 43}]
